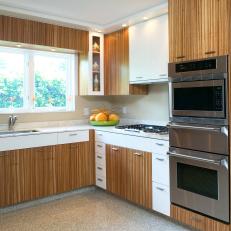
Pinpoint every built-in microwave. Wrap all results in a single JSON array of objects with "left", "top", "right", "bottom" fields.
[{"left": 169, "top": 56, "right": 228, "bottom": 125}]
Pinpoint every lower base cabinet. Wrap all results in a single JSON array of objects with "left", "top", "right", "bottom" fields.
[
  {"left": 171, "top": 204, "right": 230, "bottom": 231},
  {"left": 152, "top": 182, "right": 170, "bottom": 216},
  {"left": 106, "top": 144, "right": 152, "bottom": 209},
  {"left": 0, "top": 131, "right": 95, "bottom": 208}
]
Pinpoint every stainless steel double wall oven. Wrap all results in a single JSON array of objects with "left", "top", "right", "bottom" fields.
[{"left": 168, "top": 56, "right": 230, "bottom": 223}]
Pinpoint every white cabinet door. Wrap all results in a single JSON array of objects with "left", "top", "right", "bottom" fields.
[
  {"left": 129, "top": 14, "right": 168, "bottom": 83},
  {"left": 152, "top": 153, "right": 169, "bottom": 186},
  {"left": 152, "top": 182, "right": 170, "bottom": 216}
]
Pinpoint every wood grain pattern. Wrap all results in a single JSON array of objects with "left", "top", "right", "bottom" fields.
[
  {"left": 106, "top": 144, "right": 152, "bottom": 209},
  {"left": 53, "top": 144, "right": 71, "bottom": 193},
  {"left": 169, "top": 0, "right": 229, "bottom": 62},
  {"left": 0, "top": 15, "right": 89, "bottom": 52},
  {"left": 70, "top": 130, "right": 95, "bottom": 188},
  {"left": 104, "top": 28, "right": 148, "bottom": 95},
  {"left": 0, "top": 132, "right": 95, "bottom": 208},
  {"left": 171, "top": 204, "right": 229, "bottom": 231}
]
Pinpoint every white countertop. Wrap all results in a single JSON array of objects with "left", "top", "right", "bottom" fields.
[{"left": 0, "top": 121, "right": 169, "bottom": 141}]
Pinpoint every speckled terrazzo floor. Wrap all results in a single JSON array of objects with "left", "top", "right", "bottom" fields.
[{"left": 0, "top": 188, "right": 191, "bottom": 231}]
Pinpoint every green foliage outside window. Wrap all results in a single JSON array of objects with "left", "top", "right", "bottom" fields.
[{"left": 0, "top": 73, "right": 66, "bottom": 109}]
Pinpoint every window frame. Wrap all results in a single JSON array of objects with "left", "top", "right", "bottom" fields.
[{"left": 0, "top": 46, "right": 76, "bottom": 114}]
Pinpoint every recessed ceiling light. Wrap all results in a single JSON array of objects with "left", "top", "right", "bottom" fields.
[
  {"left": 16, "top": 44, "right": 22, "bottom": 47},
  {"left": 143, "top": 17, "right": 149, "bottom": 20},
  {"left": 122, "top": 24, "right": 127, "bottom": 27},
  {"left": 95, "top": 28, "right": 102, "bottom": 33}
]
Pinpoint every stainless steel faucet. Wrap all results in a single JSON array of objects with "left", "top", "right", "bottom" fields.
[{"left": 8, "top": 114, "right": 17, "bottom": 130}]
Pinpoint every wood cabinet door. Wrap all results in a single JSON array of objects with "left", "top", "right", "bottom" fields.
[
  {"left": 201, "top": 0, "right": 219, "bottom": 58},
  {"left": 129, "top": 149, "right": 152, "bottom": 209},
  {"left": 0, "top": 149, "right": 36, "bottom": 207},
  {"left": 106, "top": 145, "right": 130, "bottom": 198},
  {"left": 169, "top": 0, "right": 204, "bottom": 62},
  {"left": 169, "top": 0, "right": 189, "bottom": 62},
  {"left": 70, "top": 141, "right": 95, "bottom": 189},
  {"left": 53, "top": 144, "right": 71, "bottom": 193},
  {"left": 0, "top": 150, "right": 21, "bottom": 207},
  {"left": 33, "top": 146, "right": 55, "bottom": 198}
]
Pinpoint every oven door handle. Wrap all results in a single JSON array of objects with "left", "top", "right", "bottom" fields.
[
  {"left": 168, "top": 123, "right": 228, "bottom": 136},
  {"left": 167, "top": 151, "right": 228, "bottom": 169}
]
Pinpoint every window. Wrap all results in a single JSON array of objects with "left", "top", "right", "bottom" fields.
[{"left": 0, "top": 46, "right": 76, "bottom": 113}]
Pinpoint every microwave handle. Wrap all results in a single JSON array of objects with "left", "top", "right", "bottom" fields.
[
  {"left": 167, "top": 151, "right": 228, "bottom": 169},
  {"left": 168, "top": 123, "right": 228, "bottom": 136}
]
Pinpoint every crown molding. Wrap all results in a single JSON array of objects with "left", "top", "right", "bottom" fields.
[{"left": 0, "top": 2, "right": 168, "bottom": 33}]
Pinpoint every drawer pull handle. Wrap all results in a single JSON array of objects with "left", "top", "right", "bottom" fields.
[
  {"left": 156, "top": 158, "right": 165, "bottom": 161},
  {"left": 112, "top": 147, "right": 119, "bottom": 151},
  {"left": 97, "top": 156, "right": 102, "bottom": 159},
  {"left": 97, "top": 133, "right": 103, "bottom": 136},
  {"left": 136, "top": 76, "right": 144, "bottom": 79},
  {"left": 97, "top": 178, "right": 103, "bottom": 182},
  {"left": 159, "top": 74, "right": 167, "bottom": 77},
  {"left": 156, "top": 143, "right": 164, "bottom": 146},
  {"left": 97, "top": 167, "right": 103, "bottom": 170},
  {"left": 205, "top": 51, "right": 216, "bottom": 55},
  {"left": 97, "top": 145, "right": 103, "bottom": 148},
  {"left": 156, "top": 187, "right": 165, "bottom": 191},
  {"left": 134, "top": 152, "right": 143, "bottom": 157},
  {"left": 69, "top": 133, "right": 78, "bottom": 136},
  {"left": 176, "top": 56, "right": 185, "bottom": 59}
]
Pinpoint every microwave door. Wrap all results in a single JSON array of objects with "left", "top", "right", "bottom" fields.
[{"left": 172, "top": 79, "right": 225, "bottom": 118}]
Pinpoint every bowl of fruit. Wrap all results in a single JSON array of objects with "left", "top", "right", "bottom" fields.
[{"left": 89, "top": 109, "right": 120, "bottom": 126}]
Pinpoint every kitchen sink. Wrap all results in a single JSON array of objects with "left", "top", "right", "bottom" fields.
[{"left": 0, "top": 130, "right": 39, "bottom": 136}]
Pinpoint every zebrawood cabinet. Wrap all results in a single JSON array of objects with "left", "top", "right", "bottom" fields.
[
  {"left": 104, "top": 28, "right": 148, "bottom": 95},
  {"left": 171, "top": 204, "right": 229, "bottom": 231},
  {"left": 0, "top": 133, "right": 95, "bottom": 207},
  {"left": 106, "top": 144, "right": 152, "bottom": 209},
  {"left": 169, "top": 0, "right": 230, "bottom": 62}
]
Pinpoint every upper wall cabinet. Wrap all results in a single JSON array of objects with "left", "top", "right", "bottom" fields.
[
  {"left": 104, "top": 28, "right": 148, "bottom": 95},
  {"left": 169, "top": 0, "right": 230, "bottom": 62},
  {"left": 129, "top": 14, "right": 168, "bottom": 84},
  {"left": 88, "top": 32, "right": 104, "bottom": 95}
]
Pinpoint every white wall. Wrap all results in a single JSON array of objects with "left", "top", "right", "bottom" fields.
[
  {"left": 110, "top": 84, "right": 169, "bottom": 123},
  {"left": 0, "top": 84, "right": 169, "bottom": 124}
]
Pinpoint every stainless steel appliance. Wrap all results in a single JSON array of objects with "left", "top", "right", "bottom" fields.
[
  {"left": 168, "top": 147, "right": 229, "bottom": 223},
  {"left": 115, "top": 124, "right": 168, "bottom": 134},
  {"left": 169, "top": 55, "right": 228, "bottom": 125},
  {"left": 168, "top": 56, "right": 230, "bottom": 223},
  {"left": 169, "top": 123, "right": 228, "bottom": 155}
]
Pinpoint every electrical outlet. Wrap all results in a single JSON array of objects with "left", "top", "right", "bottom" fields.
[
  {"left": 122, "top": 106, "right": 127, "bottom": 114},
  {"left": 83, "top": 107, "right": 90, "bottom": 116}
]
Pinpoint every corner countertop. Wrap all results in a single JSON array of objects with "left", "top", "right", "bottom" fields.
[{"left": 0, "top": 121, "right": 169, "bottom": 141}]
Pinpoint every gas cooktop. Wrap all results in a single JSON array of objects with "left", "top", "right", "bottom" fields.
[{"left": 115, "top": 124, "right": 168, "bottom": 135}]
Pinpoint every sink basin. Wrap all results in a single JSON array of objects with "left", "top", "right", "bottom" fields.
[{"left": 0, "top": 130, "right": 39, "bottom": 136}]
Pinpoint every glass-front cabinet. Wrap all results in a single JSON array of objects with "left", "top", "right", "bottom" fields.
[{"left": 88, "top": 32, "right": 104, "bottom": 95}]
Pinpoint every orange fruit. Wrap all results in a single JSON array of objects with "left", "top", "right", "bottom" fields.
[
  {"left": 95, "top": 112, "right": 108, "bottom": 121},
  {"left": 89, "top": 114, "right": 97, "bottom": 121},
  {"left": 109, "top": 114, "right": 120, "bottom": 121}
]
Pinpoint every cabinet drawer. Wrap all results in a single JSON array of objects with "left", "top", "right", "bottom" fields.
[
  {"left": 95, "top": 142, "right": 105, "bottom": 154},
  {"left": 95, "top": 131, "right": 106, "bottom": 142},
  {"left": 152, "top": 153, "right": 169, "bottom": 186},
  {"left": 152, "top": 182, "right": 170, "bottom": 216},
  {"left": 96, "top": 152, "right": 105, "bottom": 164},
  {"left": 153, "top": 140, "right": 169, "bottom": 155},
  {"left": 96, "top": 175, "right": 106, "bottom": 189},
  {"left": 96, "top": 164, "right": 106, "bottom": 177},
  {"left": 57, "top": 130, "right": 89, "bottom": 144},
  {"left": 171, "top": 204, "right": 230, "bottom": 231}
]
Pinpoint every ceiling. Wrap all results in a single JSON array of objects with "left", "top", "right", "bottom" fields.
[{"left": 0, "top": 0, "right": 167, "bottom": 32}]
